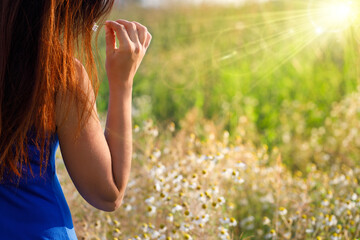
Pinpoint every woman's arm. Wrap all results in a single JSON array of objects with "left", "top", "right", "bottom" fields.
[{"left": 55, "top": 19, "right": 151, "bottom": 212}]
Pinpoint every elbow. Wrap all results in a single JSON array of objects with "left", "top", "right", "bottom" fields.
[
  {"left": 109, "top": 196, "right": 124, "bottom": 212},
  {"left": 81, "top": 183, "right": 127, "bottom": 212},
  {"left": 95, "top": 194, "right": 124, "bottom": 212},
  {"left": 100, "top": 201, "right": 122, "bottom": 212}
]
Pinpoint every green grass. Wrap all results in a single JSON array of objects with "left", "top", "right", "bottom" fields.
[
  {"left": 93, "top": 2, "right": 360, "bottom": 170},
  {"left": 61, "top": 3, "right": 360, "bottom": 238}
]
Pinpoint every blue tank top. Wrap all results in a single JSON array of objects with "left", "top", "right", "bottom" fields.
[{"left": 0, "top": 130, "right": 77, "bottom": 239}]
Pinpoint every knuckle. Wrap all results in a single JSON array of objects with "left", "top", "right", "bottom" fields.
[
  {"left": 133, "top": 21, "right": 146, "bottom": 30},
  {"left": 139, "top": 25, "right": 148, "bottom": 32},
  {"left": 139, "top": 27, "right": 147, "bottom": 33},
  {"left": 133, "top": 45, "right": 141, "bottom": 54},
  {"left": 130, "top": 22, "right": 137, "bottom": 30},
  {"left": 118, "top": 24, "right": 126, "bottom": 31}
]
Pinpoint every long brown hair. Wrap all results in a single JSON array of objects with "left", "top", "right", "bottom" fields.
[{"left": 0, "top": 0, "right": 114, "bottom": 180}]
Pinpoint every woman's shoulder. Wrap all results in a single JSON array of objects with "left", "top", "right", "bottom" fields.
[{"left": 55, "top": 58, "right": 96, "bottom": 129}]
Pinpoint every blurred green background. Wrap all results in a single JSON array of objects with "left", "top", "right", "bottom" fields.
[
  {"left": 94, "top": 0, "right": 360, "bottom": 170},
  {"left": 69, "top": 2, "right": 360, "bottom": 238}
]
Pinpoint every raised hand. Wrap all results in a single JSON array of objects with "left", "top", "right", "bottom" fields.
[{"left": 104, "top": 19, "right": 152, "bottom": 90}]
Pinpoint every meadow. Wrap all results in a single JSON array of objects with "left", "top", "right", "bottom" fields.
[{"left": 59, "top": 1, "right": 360, "bottom": 239}]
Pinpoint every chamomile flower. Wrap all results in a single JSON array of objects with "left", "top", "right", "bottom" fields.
[
  {"left": 112, "top": 228, "right": 121, "bottom": 238},
  {"left": 159, "top": 224, "right": 167, "bottom": 233},
  {"left": 330, "top": 233, "right": 339, "bottom": 240},
  {"left": 215, "top": 152, "right": 224, "bottom": 161},
  {"left": 151, "top": 230, "right": 160, "bottom": 239},
  {"left": 132, "top": 235, "right": 141, "bottom": 240},
  {"left": 151, "top": 127, "right": 159, "bottom": 137},
  {"left": 192, "top": 216, "right": 203, "bottom": 225},
  {"left": 321, "top": 199, "right": 330, "bottom": 207},
  {"left": 145, "top": 197, "right": 155, "bottom": 205},
  {"left": 204, "top": 191, "right": 212, "bottom": 199},
  {"left": 184, "top": 209, "right": 192, "bottom": 217},
  {"left": 218, "top": 227, "right": 230, "bottom": 240},
  {"left": 146, "top": 205, "right": 157, "bottom": 216},
  {"left": 189, "top": 181, "right": 197, "bottom": 189},
  {"left": 278, "top": 207, "right": 288, "bottom": 216},
  {"left": 211, "top": 185, "right": 219, "bottom": 194},
  {"left": 158, "top": 235, "right": 166, "bottom": 240},
  {"left": 345, "top": 200, "right": 355, "bottom": 210},
  {"left": 168, "top": 122, "right": 175, "bottom": 132},
  {"left": 198, "top": 193, "right": 207, "bottom": 202},
  {"left": 159, "top": 191, "right": 168, "bottom": 200},
  {"left": 229, "top": 217, "right": 237, "bottom": 227},
  {"left": 180, "top": 223, "right": 193, "bottom": 232},
  {"left": 351, "top": 193, "right": 358, "bottom": 201},
  {"left": 143, "top": 233, "right": 150, "bottom": 240},
  {"left": 172, "top": 204, "right": 183, "bottom": 213},
  {"left": 201, "top": 214, "right": 210, "bottom": 223},
  {"left": 211, "top": 201, "right": 219, "bottom": 208},
  {"left": 94, "top": 220, "right": 101, "bottom": 229},
  {"left": 133, "top": 124, "right": 140, "bottom": 133},
  {"left": 231, "top": 170, "right": 239, "bottom": 178},
  {"left": 236, "top": 161, "right": 247, "bottom": 170},
  {"left": 152, "top": 149, "right": 162, "bottom": 159},
  {"left": 235, "top": 177, "right": 245, "bottom": 184},
  {"left": 219, "top": 217, "right": 230, "bottom": 224},
  {"left": 166, "top": 213, "right": 174, "bottom": 222},
  {"left": 326, "top": 215, "right": 337, "bottom": 227},
  {"left": 183, "top": 233, "right": 193, "bottom": 240},
  {"left": 263, "top": 217, "right": 271, "bottom": 225},
  {"left": 141, "top": 223, "right": 148, "bottom": 232},
  {"left": 181, "top": 178, "right": 189, "bottom": 188},
  {"left": 173, "top": 175, "right": 184, "bottom": 184},
  {"left": 228, "top": 202, "right": 235, "bottom": 210},
  {"left": 153, "top": 182, "right": 161, "bottom": 192}
]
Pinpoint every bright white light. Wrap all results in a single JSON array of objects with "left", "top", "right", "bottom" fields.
[
  {"left": 327, "top": 2, "right": 352, "bottom": 25},
  {"left": 308, "top": 0, "right": 358, "bottom": 32},
  {"left": 315, "top": 27, "right": 324, "bottom": 35}
]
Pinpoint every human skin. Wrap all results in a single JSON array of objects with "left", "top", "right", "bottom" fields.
[{"left": 55, "top": 19, "right": 151, "bottom": 212}]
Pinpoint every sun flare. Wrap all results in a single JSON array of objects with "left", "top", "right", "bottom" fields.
[{"left": 308, "top": 0, "right": 358, "bottom": 32}]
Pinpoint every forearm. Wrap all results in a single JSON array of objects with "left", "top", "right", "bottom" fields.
[
  {"left": 100, "top": 19, "right": 151, "bottom": 208},
  {"left": 105, "top": 86, "right": 133, "bottom": 198}
]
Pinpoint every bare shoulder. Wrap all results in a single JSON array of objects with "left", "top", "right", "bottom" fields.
[
  {"left": 55, "top": 58, "right": 96, "bottom": 129},
  {"left": 74, "top": 58, "right": 89, "bottom": 85}
]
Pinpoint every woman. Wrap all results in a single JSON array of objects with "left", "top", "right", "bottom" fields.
[{"left": 0, "top": 0, "right": 151, "bottom": 238}]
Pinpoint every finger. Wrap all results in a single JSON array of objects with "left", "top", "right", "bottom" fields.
[
  {"left": 132, "top": 21, "right": 147, "bottom": 46},
  {"left": 104, "top": 24, "right": 116, "bottom": 53},
  {"left": 115, "top": 19, "right": 140, "bottom": 44},
  {"left": 105, "top": 21, "right": 131, "bottom": 48},
  {"left": 144, "top": 32, "right": 152, "bottom": 49}
]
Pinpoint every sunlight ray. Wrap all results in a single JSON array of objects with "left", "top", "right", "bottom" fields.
[
  {"left": 173, "top": 11, "right": 312, "bottom": 41},
  {"left": 210, "top": 19, "right": 315, "bottom": 66},
  {"left": 247, "top": 31, "right": 321, "bottom": 92}
]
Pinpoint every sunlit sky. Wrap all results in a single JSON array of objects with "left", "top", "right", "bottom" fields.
[
  {"left": 114, "top": 0, "right": 266, "bottom": 8},
  {"left": 140, "top": 0, "right": 246, "bottom": 7},
  {"left": 112, "top": 0, "right": 359, "bottom": 83}
]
